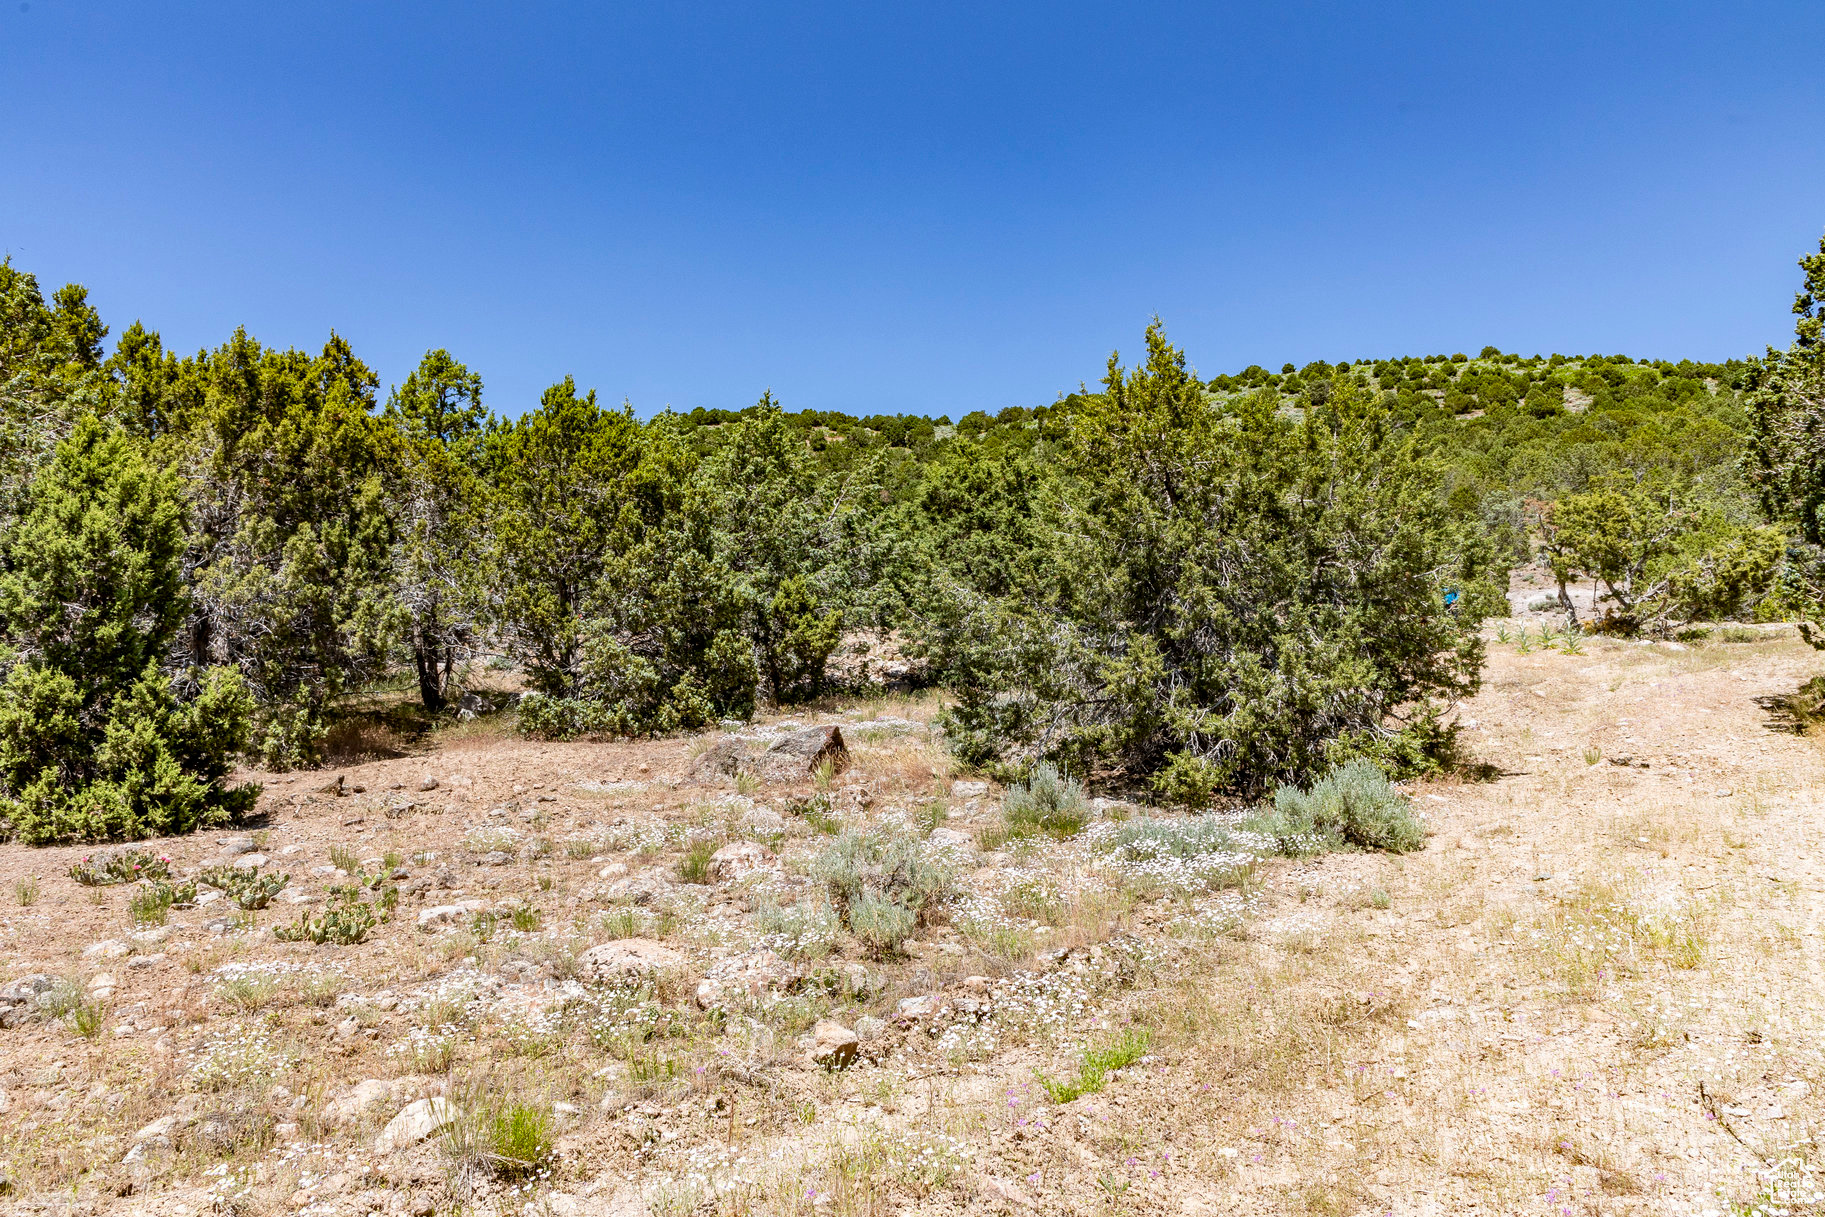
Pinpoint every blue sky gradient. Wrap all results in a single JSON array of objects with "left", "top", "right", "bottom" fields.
[{"left": 3, "top": 2, "right": 1822, "bottom": 417}]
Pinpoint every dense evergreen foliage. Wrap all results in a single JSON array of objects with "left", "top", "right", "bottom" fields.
[{"left": 0, "top": 238, "right": 1814, "bottom": 840}]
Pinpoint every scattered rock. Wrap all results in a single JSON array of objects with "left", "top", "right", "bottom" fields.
[
  {"left": 375, "top": 1097, "right": 457, "bottom": 1153},
  {"left": 416, "top": 900, "right": 486, "bottom": 932},
  {"left": 0, "top": 975, "right": 58, "bottom": 1021},
  {"left": 578, "top": 939, "right": 686, "bottom": 985},
  {"left": 738, "top": 808, "right": 788, "bottom": 838},
  {"left": 322, "top": 1080, "right": 398, "bottom": 1127},
  {"left": 760, "top": 725, "right": 849, "bottom": 780},
  {"left": 809, "top": 1020, "right": 859, "bottom": 1070},
  {"left": 602, "top": 870, "right": 674, "bottom": 906},
  {"left": 709, "top": 841, "right": 774, "bottom": 882},
  {"left": 695, "top": 949, "right": 799, "bottom": 1008},
  {"left": 895, "top": 995, "right": 937, "bottom": 1021},
  {"left": 419, "top": 775, "right": 439, "bottom": 792},
  {"left": 689, "top": 737, "right": 755, "bottom": 784},
  {"left": 981, "top": 1176, "right": 1037, "bottom": 1208}
]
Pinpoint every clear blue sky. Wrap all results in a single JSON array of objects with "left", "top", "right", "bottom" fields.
[{"left": 3, "top": 2, "right": 1822, "bottom": 418}]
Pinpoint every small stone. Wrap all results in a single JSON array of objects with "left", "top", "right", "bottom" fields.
[
  {"left": 577, "top": 939, "right": 685, "bottom": 985},
  {"left": 419, "top": 775, "right": 439, "bottom": 792},
  {"left": 809, "top": 1020, "right": 858, "bottom": 1070},
  {"left": 416, "top": 900, "right": 485, "bottom": 932},
  {"left": 602, "top": 870, "right": 673, "bottom": 905},
  {"left": 133, "top": 1115, "right": 179, "bottom": 1142},
  {"left": 708, "top": 841, "right": 774, "bottom": 882},
  {"left": 981, "top": 1176, "right": 1037, "bottom": 1208},
  {"left": 322, "top": 1079, "right": 397, "bottom": 1126},
  {"left": 375, "top": 1097, "right": 456, "bottom": 1153},
  {"left": 895, "top": 995, "right": 936, "bottom": 1021}
]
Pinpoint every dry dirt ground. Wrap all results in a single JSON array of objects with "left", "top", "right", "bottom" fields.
[{"left": 0, "top": 626, "right": 1823, "bottom": 1217}]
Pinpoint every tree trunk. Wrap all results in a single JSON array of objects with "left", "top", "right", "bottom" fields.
[{"left": 414, "top": 635, "right": 445, "bottom": 715}]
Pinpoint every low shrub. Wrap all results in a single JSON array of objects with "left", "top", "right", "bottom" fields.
[
  {"left": 1244, "top": 760, "right": 1425, "bottom": 854},
  {"left": 1002, "top": 763, "right": 1090, "bottom": 839},
  {"left": 813, "top": 826, "right": 956, "bottom": 957},
  {"left": 847, "top": 890, "right": 917, "bottom": 955}
]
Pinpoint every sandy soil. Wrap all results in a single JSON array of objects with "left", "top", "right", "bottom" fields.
[{"left": 0, "top": 628, "right": 1821, "bottom": 1217}]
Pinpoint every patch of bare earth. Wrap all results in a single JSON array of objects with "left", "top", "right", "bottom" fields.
[{"left": 0, "top": 641, "right": 1822, "bottom": 1217}]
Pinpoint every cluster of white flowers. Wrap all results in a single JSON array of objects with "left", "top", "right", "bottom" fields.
[
  {"left": 385, "top": 1023, "right": 461, "bottom": 1072},
  {"left": 462, "top": 824, "right": 521, "bottom": 854},
  {"left": 754, "top": 894, "right": 841, "bottom": 960},
  {"left": 190, "top": 1022, "right": 293, "bottom": 1091},
  {"left": 574, "top": 986, "right": 665, "bottom": 1051},
  {"left": 601, "top": 820, "right": 687, "bottom": 855},
  {"left": 1168, "top": 889, "right": 1262, "bottom": 939},
  {"left": 859, "top": 1126, "right": 975, "bottom": 1190},
  {"left": 660, "top": 1143, "right": 763, "bottom": 1204},
  {"left": 1731, "top": 1157, "right": 1824, "bottom": 1216},
  {"left": 1079, "top": 819, "right": 1267, "bottom": 895},
  {"left": 212, "top": 959, "right": 341, "bottom": 981}
]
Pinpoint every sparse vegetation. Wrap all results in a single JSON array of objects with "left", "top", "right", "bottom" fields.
[
  {"left": 1039, "top": 1027, "right": 1151, "bottom": 1103},
  {"left": 1001, "top": 762, "right": 1090, "bottom": 839},
  {"left": 199, "top": 865, "right": 290, "bottom": 909},
  {"left": 67, "top": 849, "right": 169, "bottom": 886},
  {"left": 1244, "top": 760, "right": 1427, "bottom": 854}
]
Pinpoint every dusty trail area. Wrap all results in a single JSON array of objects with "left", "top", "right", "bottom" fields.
[{"left": 0, "top": 627, "right": 1821, "bottom": 1217}]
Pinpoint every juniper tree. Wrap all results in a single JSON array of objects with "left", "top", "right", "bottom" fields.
[{"left": 0, "top": 418, "right": 254, "bottom": 843}]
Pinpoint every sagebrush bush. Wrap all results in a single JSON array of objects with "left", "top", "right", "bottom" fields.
[
  {"left": 813, "top": 826, "right": 955, "bottom": 955},
  {"left": 1002, "top": 763, "right": 1090, "bottom": 838},
  {"left": 1246, "top": 759, "right": 1425, "bottom": 854},
  {"left": 847, "top": 889, "right": 917, "bottom": 955},
  {"left": 754, "top": 893, "right": 841, "bottom": 959}
]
